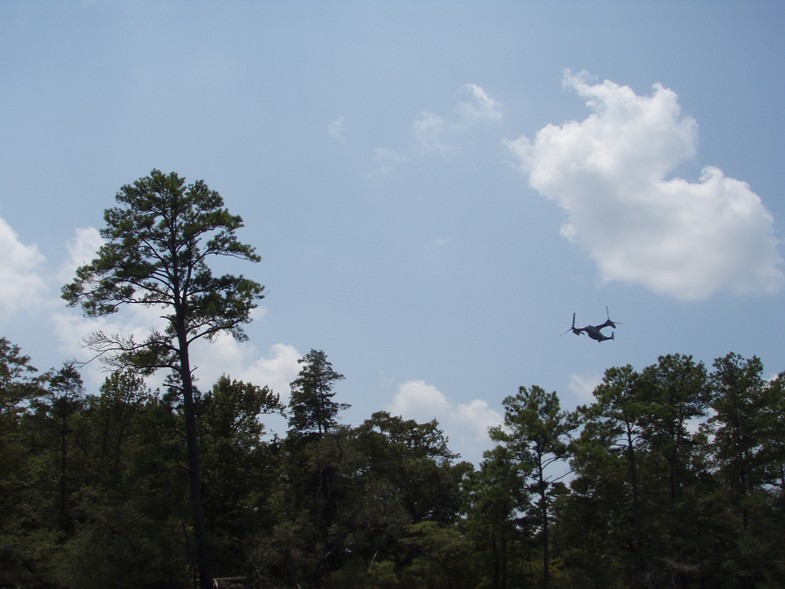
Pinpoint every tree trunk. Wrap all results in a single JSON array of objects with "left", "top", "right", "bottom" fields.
[
  {"left": 179, "top": 339, "right": 213, "bottom": 589},
  {"left": 59, "top": 396, "right": 68, "bottom": 534},
  {"left": 501, "top": 525, "right": 508, "bottom": 589},
  {"left": 491, "top": 530, "right": 500, "bottom": 589},
  {"left": 626, "top": 425, "right": 646, "bottom": 586},
  {"left": 539, "top": 463, "right": 549, "bottom": 589}
]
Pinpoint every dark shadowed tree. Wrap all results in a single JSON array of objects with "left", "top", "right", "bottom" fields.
[
  {"left": 709, "top": 353, "right": 768, "bottom": 530},
  {"left": 638, "top": 354, "right": 708, "bottom": 504},
  {"left": 578, "top": 365, "right": 648, "bottom": 583},
  {"left": 288, "top": 349, "right": 347, "bottom": 438},
  {"left": 565, "top": 364, "right": 671, "bottom": 588},
  {"left": 284, "top": 350, "right": 348, "bottom": 585},
  {"left": 198, "top": 375, "right": 282, "bottom": 575},
  {"left": 61, "top": 169, "right": 264, "bottom": 589},
  {"left": 0, "top": 339, "right": 48, "bottom": 585},
  {"left": 43, "top": 364, "right": 86, "bottom": 535},
  {"left": 463, "top": 445, "right": 529, "bottom": 589},
  {"left": 490, "top": 385, "right": 578, "bottom": 589},
  {"left": 0, "top": 337, "right": 42, "bottom": 414}
]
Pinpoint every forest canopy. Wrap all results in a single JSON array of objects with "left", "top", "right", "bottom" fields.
[{"left": 1, "top": 338, "right": 783, "bottom": 589}]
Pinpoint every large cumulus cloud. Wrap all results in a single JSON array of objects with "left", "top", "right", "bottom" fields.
[
  {"left": 507, "top": 71, "right": 783, "bottom": 300},
  {"left": 0, "top": 216, "right": 47, "bottom": 320}
]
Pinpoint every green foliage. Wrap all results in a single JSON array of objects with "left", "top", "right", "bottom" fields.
[
  {"left": 462, "top": 446, "right": 529, "bottom": 589},
  {"left": 561, "top": 353, "right": 785, "bottom": 588},
  {"left": 61, "top": 169, "right": 264, "bottom": 370},
  {"left": 399, "top": 520, "right": 475, "bottom": 588},
  {"left": 288, "top": 349, "right": 348, "bottom": 437},
  {"left": 60, "top": 170, "right": 265, "bottom": 589},
  {"left": 2, "top": 334, "right": 784, "bottom": 589},
  {"left": 0, "top": 338, "right": 48, "bottom": 585},
  {"left": 491, "top": 385, "right": 578, "bottom": 589},
  {"left": 199, "top": 375, "right": 283, "bottom": 575}
]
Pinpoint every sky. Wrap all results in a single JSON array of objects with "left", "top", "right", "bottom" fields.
[{"left": 1, "top": 1, "right": 783, "bottom": 464}]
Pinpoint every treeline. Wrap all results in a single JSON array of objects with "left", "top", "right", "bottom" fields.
[{"left": 1, "top": 339, "right": 783, "bottom": 588}]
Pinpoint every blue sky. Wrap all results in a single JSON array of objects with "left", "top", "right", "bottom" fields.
[{"left": 2, "top": 1, "right": 783, "bottom": 463}]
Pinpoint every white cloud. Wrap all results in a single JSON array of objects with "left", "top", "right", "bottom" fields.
[
  {"left": 567, "top": 373, "right": 601, "bottom": 403},
  {"left": 328, "top": 115, "right": 347, "bottom": 143},
  {"left": 389, "top": 379, "right": 450, "bottom": 419},
  {"left": 51, "top": 303, "right": 170, "bottom": 383},
  {"left": 455, "top": 83, "right": 502, "bottom": 123},
  {"left": 413, "top": 111, "right": 452, "bottom": 153},
  {"left": 53, "top": 301, "right": 301, "bottom": 401},
  {"left": 52, "top": 224, "right": 295, "bottom": 395},
  {"left": 452, "top": 398, "right": 504, "bottom": 443},
  {"left": 237, "top": 342, "right": 301, "bottom": 402},
  {"left": 188, "top": 338, "right": 299, "bottom": 440},
  {"left": 507, "top": 70, "right": 784, "bottom": 300},
  {"left": 0, "top": 216, "right": 47, "bottom": 321},
  {"left": 377, "top": 83, "right": 502, "bottom": 170},
  {"left": 425, "top": 236, "right": 451, "bottom": 250},
  {"left": 58, "top": 227, "right": 104, "bottom": 283},
  {"left": 413, "top": 83, "right": 502, "bottom": 154},
  {"left": 373, "top": 146, "right": 410, "bottom": 175},
  {"left": 387, "top": 379, "right": 502, "bottom": 463},
  {"left": 178, "top": 334, "right": 301, "bottom": 401}
]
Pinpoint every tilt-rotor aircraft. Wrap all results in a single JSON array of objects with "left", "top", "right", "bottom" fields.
[{"left": 561, "top": 306, "right": 621, "bottom": 342}]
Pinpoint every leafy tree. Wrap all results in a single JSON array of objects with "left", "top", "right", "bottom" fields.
[
  {"left": 616, "top": 355, "right": 713, "bottom": 585},
  {"left": 198, "top": 375, "right": 282, "bottom": 575},
  {"left": 55, "top": 375, "right": 189, "bottom": 589},
  {"left": 255, "top": 350, "right": 349, "bottom": 586},
  {"left": 565, "top": 365, "right": 649, "bottom": 587},
  {"left": 762, "top": 372, "right": 785, "bottom": 500},
  {"left": 759, "top": 372, "right": 785, "bottom": 581},
  {"left": 0, "top": 339, "right": 48, "bottom": 586},
  {"left": 638, "top": 354, "right": 709, "bottom": 504},
  {"left": 490, "top": 385, "right": 577, "bottom": 589},
  {"left": 88, "top": 369, "right": 150, "bottom": 487},
  {"left": 288, "top": 349, "right": 348, "bottom": 437},
  {"left": 399, "top": 520, "right": 474, "bottom": 589},
  {"left": 0, "top": 337, "right": 42, "bottom": 414},
  {"left": 705, "top": 353, "right": 785, "bottom": 586},
  {"left": 325, "top": 412, "right": 469, "bottom": 588},
  {"left": 709, "top": 353, "right": 768, "bottom": 529},
  {"left": 61, "top": 169, "right": 264, "bottom": 589},
  {"left": 351, "top": 411, "right": 464, "bottom": 526},
  {"left": 463, "top": 446, "right": 528, "bottom": 589},
  {"left": 32, "top": 363, "right": 87, "bottom": 537}
]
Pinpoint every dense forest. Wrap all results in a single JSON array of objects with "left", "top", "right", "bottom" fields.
[
  {"left": 1, "top": 340, "right": 783, "bottom": 589},
  {"left": 2, "top": 172, "right": 783, "bottom": 588}
]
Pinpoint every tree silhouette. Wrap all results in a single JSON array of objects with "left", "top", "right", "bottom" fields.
[{"left": 62, "top": 170, "right": 264, "bottom": 589}]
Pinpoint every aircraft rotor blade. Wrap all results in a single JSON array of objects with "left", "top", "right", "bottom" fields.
[
  {"left": 560, "top": 312, "right": 576, "bottom": 336},
  {"left": 606, "top": 306, "right": 623, "bottom": 325}
]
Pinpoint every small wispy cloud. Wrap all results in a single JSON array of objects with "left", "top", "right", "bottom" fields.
[
  {"left": 568, "top": 373, "right": 601, "bottom": 403},
  {"left": 412, "top": 83, "right": 503, "bottom": 154},
  {"left": 377, "top": 83, "right": 502, "bottom": 172},
  {"left": 507, "top": 70, "right": 783, "bottom": 300},
  {"left": 455, "top": 83, "right": 502, "bottom": 124},
  {"left": 425, "top": 236, "right": 451, "bottom": 250},
  {"left": 374, "top": 146, "right": 410, "bottom": 175},
  {"left": 328, "top": 115, "right": 347, "bottom": 143},
  {"left": 413, "top": 111, "right": 452, "bottom": 153}
]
